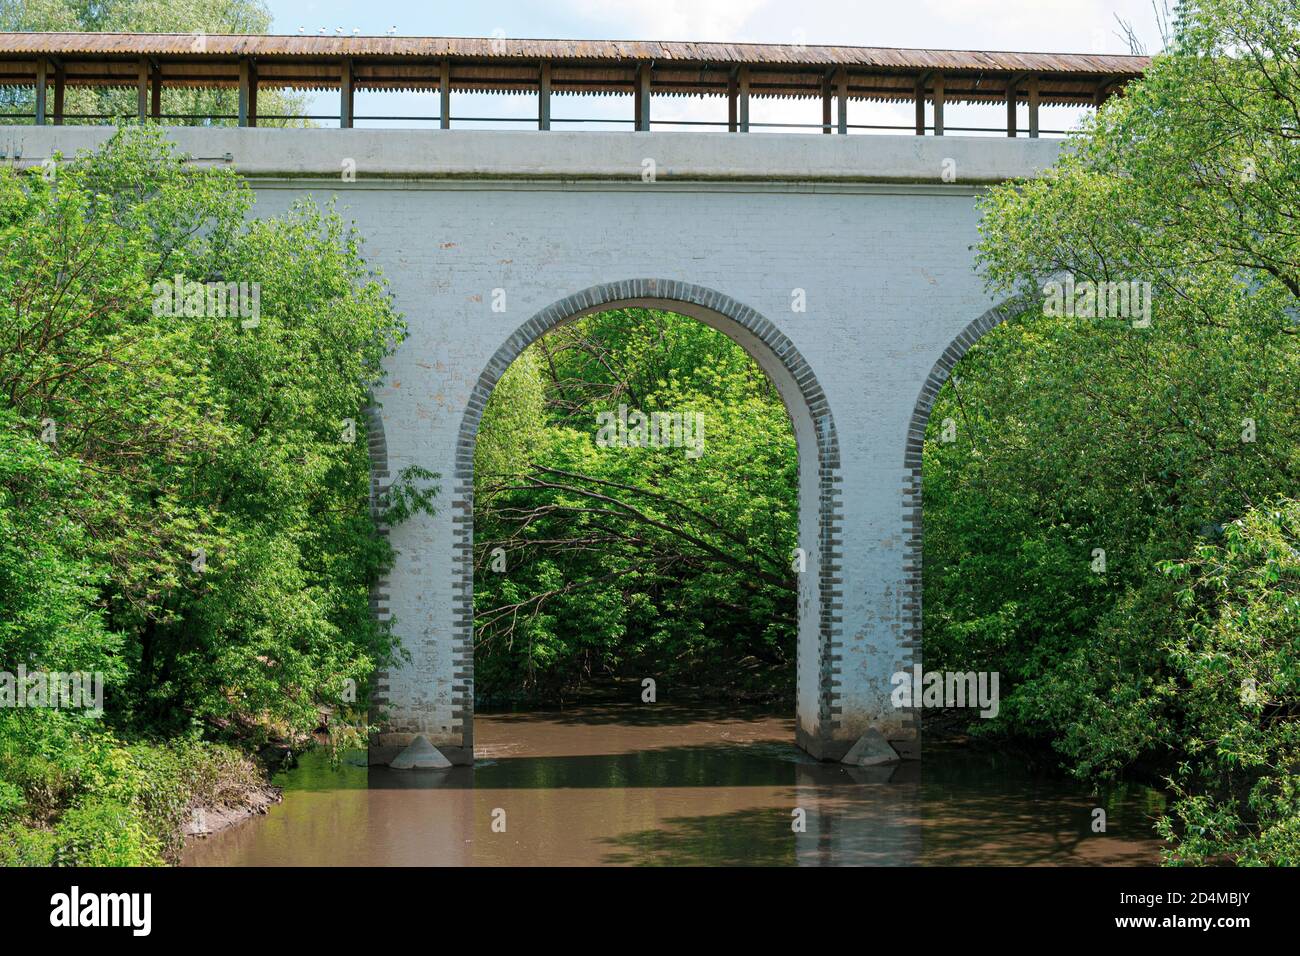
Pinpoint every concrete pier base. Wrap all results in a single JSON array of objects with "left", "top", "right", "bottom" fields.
[
  {"left": 389, "top": 735, "right": 452, "bottom": 770},
  {"left": 842, "top": 729, "right": 904, "bottom": 767}
]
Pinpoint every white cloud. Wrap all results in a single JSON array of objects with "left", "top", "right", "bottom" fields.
[
  {"left": 558, "top": 0, "right": 773, "bottom": 41},
  {"left": 555, "top": 0, "right": 1162, "bottom": 53}
]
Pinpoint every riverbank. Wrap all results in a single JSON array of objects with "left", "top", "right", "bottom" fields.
[
  {"left": 184, "top": 783, "right": 282, "bottom": 840},
  {"left": 0, "top": 730, "right": 280, "bottom": 866}
]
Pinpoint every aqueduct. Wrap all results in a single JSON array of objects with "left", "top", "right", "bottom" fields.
[{"left": 0, "top": 33, "right": 1147, "bottom": 766}]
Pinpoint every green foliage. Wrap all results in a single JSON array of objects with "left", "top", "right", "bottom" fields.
[
  {"left": 0, "top": 410, "right": 123, "bottom": 679},
  {"left": 0, "top": 706, "right": 262, "bottom": 865},
  {"left": 473, "top": 309, "right": 798, "bottom": 703},
  {"left": 1152, "top": 502, "right": 1300, "bottom": 864},
  {"left": 929, "top": 0, "right": 1300, "bottom": 864},
  {"left": 0, "top": 127, "right": 429, "bottom": 863},
  {"left": 47, "top": 799, "right": 159, "bottom": 866}
]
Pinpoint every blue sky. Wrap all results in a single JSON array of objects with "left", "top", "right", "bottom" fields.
[{"left": 259, "top": 0, "right": 1168, "bottom": 133}]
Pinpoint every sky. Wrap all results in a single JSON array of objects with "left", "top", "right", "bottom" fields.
[{"left": 258, "top": 0, "right": 1171, "bottom": 133}]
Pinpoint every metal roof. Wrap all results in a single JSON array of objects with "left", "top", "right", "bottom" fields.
[{"left": 0, "top": 32, "right": 1148, "bottom": 106}]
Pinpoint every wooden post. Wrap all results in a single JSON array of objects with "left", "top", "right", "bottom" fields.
[
  {"left": 238, "top": 60, "right": 250, "bottom": 127},
  {"left": 835, "top": 66, "right": 848, "bottom": 134},
  {"left": 1005, "top": 76, "right": 1017, "bottom": 137},
  {"left": 248, "top": 63, "right": 258, "bottom": 127},
  {"left": 34, "top": 58, "right": 47, "bottom": 125},
  {"left": 821, "top": 71, "right": 832, "bottom": 134},
  {"left": 150, "top": 64, "right": 162, "bottom": 122},
  {"left": 1027, "top": 74, "right": 1040, "bottom": 138},
  {"left": 1093, "top": 79, "right": 1109, "bottom": 108},
  {"left": 914, "top": 71, "right": 929, "bottom": 135},
  {"left": 634, "top": 63, "right": 651, "bottom": 131},
  {"left": 340, "top": 59, "right": 354, "bottom": 128},
  {"left": 440, "top": 58, "right": 450, "bottom": 129},
  {"left": 52, "top": 67, "right": 64, "bottom": 125},
  {"left": 538, "top": 61, "right": 551, "bottom": 130},
  {"left": 932, "top": 72, "right": 945, "bottom": 136},
  {"left": 737, "top": 65, "right": 750, "bottom": 133},
  {"left": 727, "top": 70, "right": 738, "bottom": 132},
  {"left": 137, "top": 58, "right": 149, "bottom": 122}
]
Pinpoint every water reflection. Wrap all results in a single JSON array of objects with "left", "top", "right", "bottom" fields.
[{"left": 183, "top": 705, "right": 1164, "bottom": 867}]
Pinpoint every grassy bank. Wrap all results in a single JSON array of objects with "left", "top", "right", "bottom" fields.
[{"left": 0, "top": 713, "right": 269, "bottom": 865}]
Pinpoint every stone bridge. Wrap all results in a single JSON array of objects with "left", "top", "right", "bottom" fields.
[{"left": 11, "top": 123, "right": 1064, "bottom": 765}]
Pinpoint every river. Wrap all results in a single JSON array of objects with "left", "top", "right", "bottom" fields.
[{"left": 183, "top": 703, "right": 1165, "bottom": 866}]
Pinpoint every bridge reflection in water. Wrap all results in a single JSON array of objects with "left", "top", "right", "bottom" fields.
[{"left": 183, "top": 705, "right": 1164, "bottom": 867}]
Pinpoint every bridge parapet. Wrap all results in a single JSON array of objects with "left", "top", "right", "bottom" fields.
[{"left": 2, "top": 126, "right": 1062, "bottom": 184}]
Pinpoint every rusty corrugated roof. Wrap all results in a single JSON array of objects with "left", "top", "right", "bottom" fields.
[{"left": 0, "top": 32, "right": 1150, "bottom": 75}]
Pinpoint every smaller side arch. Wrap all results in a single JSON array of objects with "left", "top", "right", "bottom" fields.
[{"left": 899, "top": 296, "right": 1029, "bottom": 735}]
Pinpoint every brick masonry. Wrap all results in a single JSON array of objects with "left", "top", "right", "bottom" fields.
[{"left": 364, "top": 402, "right": 393, "bottom": 709}]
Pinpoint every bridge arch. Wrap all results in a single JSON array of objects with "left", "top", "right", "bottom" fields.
[
  {"left": 900, "top": 296, "right": 1029, "bottom": 697},
  {"left": 449, "top": 278, "right": 843, "bottom": 761}
]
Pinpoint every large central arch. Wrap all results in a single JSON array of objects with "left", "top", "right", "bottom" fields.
[{"left": 448, "top": 278, "right": 844, "bottom": 762}]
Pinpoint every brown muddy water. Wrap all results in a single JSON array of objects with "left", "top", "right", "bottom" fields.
[{"left": 183, "top": 704, "right": 1165, "bottom": 866}]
